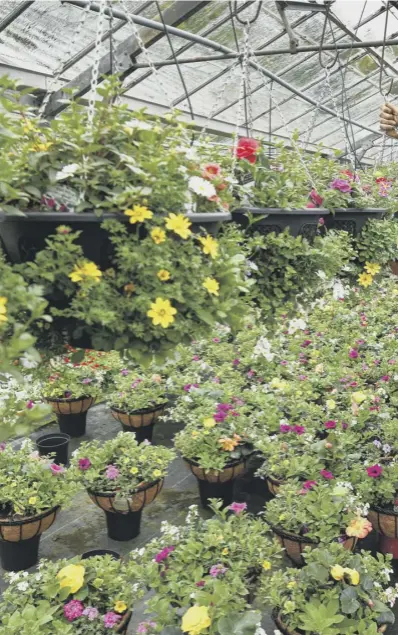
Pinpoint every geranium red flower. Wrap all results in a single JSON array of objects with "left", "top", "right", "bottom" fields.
[
  {"left": 366, "top": 464, "right": 383, "bottom": 478},
  {"left": 235, "top": 137, "right": 260, "bottom": 164}
]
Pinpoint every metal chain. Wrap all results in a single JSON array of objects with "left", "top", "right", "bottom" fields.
[
  {"left": 244, "top": 22, "right": 254, "bottom": 137},
  {"left": 86, "top": 0, "right": 107, "bottom": 132},
  {"left": 231, "top": 22, "right": 252, "bottom": 175},
  {"left": 39, "top": 0, "right": 92, "bottom": 116},
  {"left": 324, "top": 65, "right": 356, "bottom": 170}
]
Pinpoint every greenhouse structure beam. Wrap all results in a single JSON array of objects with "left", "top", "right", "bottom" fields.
[
  {"left": 0, "top": 1, "right": 34, "bottom": 33},
  {"left": 44, "top": 0, "right": 208, "bottom": 116}
]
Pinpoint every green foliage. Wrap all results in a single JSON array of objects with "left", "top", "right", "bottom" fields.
[
  {"left": 108, "top": 369, "right": 166, "bottom": 412},
  {"left": 355, "top": 218, "right": 398, "bottom": 266},
  {"left": 38, "top": 362, "right": 103, "bottom": 400}
]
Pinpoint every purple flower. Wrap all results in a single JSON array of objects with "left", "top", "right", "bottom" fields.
[
  {"left": 214, "top": 412, "right": 227, "bottom": 423},
  {"left": 330, "top": 178, "right": 352, "bottom": 193},
  {"left": 50, "top": 463, "right": 65, "bottom": 474},
  {"left": 83, "top": 607, "right": 99, "bottom": 621},
  {"left": 64, "top": 600, "right": 84, "bottom": 622},
  {"left": 196, "top": 580, "right": 205, "bottom": 587},
  {"left": 120, "top": 369, "right": 129, "bottom": 376},
  {"left": 356, "top": 339, "right": 365, "bottom": 345},
  {"left": 229, "top": 502, "right": 247, "bottom": 514},
  {"left": 213, "top": 377, "right": 220, "bottom": 384},
  {"left": 183, "top": 383, "right": 199, "bottom": 392},
  {"left": 232, "top": 358, "right": 240, "bottom": 367},
  {"left": 155, "top": 545, "right": 175, "bottom": 563},
  {"left": 298, "top": 375, "right": 307, "bottom": 381},
  {"left": 82, "top": 378, "right": 92, "bottom": 384},
  {"left": 280, "top": 424, "right": 292, "bottom": 433},
  {"left": 325, "top": 420, "right": 337, "bottom": 429},
  {"left": 103, "top": 612, "right": 122, "bottom": 628},
  {"left": 106, "top": 465, "right": 119, "bottom": 480},
  {"left": 78, "top": 458, "right": 91, "bottom": 471},
  {"left": 210, "top": 563, "right": 227, "bottom": 577},
  {"left": 373, "top": 439, "right": 382, "bottom": 449},
  {"left": 349, "top": 349, "right": 359, "bottom": 359},
  {"left": 301, "top": 340, "right": 312, "bottom": 348},
  {"left": 0, "top": 443, "right": 6, "bottom": 452},
  {"left": 320, "top": 469, "right": 334, "bottom": 480},
  {"left": 247, "top": 369, "right": 255, "bottom": 379},
  {"left": 26, "top": 400, "right": 34, "bottom": 409},
  {"left": 294, "top": 425, "right": 305, "bottom": 435},
  {"left": 341, "top": 422, "right": 348, "bottom": 430},
  {"left": 280, "top": 360, "right": 288, "bottom": 366}
]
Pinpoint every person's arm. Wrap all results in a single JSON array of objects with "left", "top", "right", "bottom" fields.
[{"left": 380, "top": 103, "right": 398, "bottom": 139}]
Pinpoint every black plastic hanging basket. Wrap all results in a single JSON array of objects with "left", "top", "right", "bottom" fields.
[
  {"left": 232, "top": 207, "right": 329, "bottom": 239},
  {"left": 323, "top": 208, "right": 385, "bottom": 236}
]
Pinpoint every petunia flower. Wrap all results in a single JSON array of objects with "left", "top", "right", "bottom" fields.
[
  {"left": 228, "top": 502, "right": 247, "bottom": 514},
  {"left": 366, "top": 464, "right": 383, "bottom": 478}
]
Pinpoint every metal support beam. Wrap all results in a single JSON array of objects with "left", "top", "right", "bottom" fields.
[
  {"left": 0, "top": 1, "right": 34, "bottom": 33},
  {"left": 44, "top": 0, "right": 208, "bottom": 116}
]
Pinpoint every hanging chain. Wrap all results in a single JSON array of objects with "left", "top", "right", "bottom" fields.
[
  {"left": 231, "top": 21, "right": 252, "bottom": 175},
  {"left": 303, "top": 78, "right": 329, "bottom": 149},
  {"left": 86, "top": 0, "right": 107, "bottom": 132},
  {"left": 244, "top": 22, "right": 254, "bottom": 137},
  {"left": 39, "top": 0, "right": 92, "bottom": 117},
  {"left": 323, "top": 65, "right": 356, "bottom": 170}
]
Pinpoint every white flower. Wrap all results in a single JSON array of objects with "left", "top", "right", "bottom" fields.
[
  {"left": 17, "top": 581, "right": 29, "bottom": 591},
  {"left": 253, "top": 336, "right": 274, "bottom": 362},
  {"left": 35, "top": 573, "right": 42, "bottom": 581},
  {"left": 20, "top": 354, "right": 39, "bottom": 369},
  {"left": 333, "top": 280, "right": 347, "bottom": 300},
  {"left": 8, "top": 572, "right": 20, "bottom": 582},
  {"left": 55, "top": 163, "right": 80, "bottom": 180},
  {"left": 287, "top": 318, "right": 307, "bottom": 335},
  {"left": 317, "top": 270, "right": 327, "bottom": 280},
  {"left": 188, "top": 176, "right": 217, "bottom": 199}
]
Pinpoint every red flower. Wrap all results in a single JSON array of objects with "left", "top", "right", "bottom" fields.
[
  {"left": 202, "top": 163, "right": 221, "bottom": 180},
  {"left": 340, "top": 169, "right": 354, "bottom": 180},
  {"left": 309, "top": 189, "right": 323, "bottom": 206},
  {"left": 235, "top": 137, "right": 260, "bottom": 164},
  {"left": 376, "top": 176, "right": 387, "bottom": 183},
  {"left": 366, "top": 464, "right": 383, "bottom": 478}
]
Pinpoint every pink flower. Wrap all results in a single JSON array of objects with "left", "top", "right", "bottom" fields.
[
  {"left": 202, "top": 163, "right": 221, "bottom": 180},
  {"left": 155, "top": 545, "right": 175, "bottom": 563},
  {"left": 381, "top": 375, "right": 390, "bottom": 383},
  {"left": 280, "top": 424, "right": 292, "bottom": 433},
  {"left": 83, "top": 607, "right": 99, "bottom": 621},
  {"left": 302, "top": 480, "right": 317, "bottom": 490},
  {"left": 320, "top": 469, "right": 334, "bottom": 480},
  {"left": 64, "top": 600, "right": 84, "bottom": 622},
  {"left": 82, "top": 377, "right": 92, "bottom": 384},
  {"left": 309, "top": 189, "right": 324, "bottom": 206},
  {"left": 229, "top": 502, "right": 247, "bottom": 514},
  {"left": 235, "top": 137, "right": 260, "bottom": 164},
  {"left": 318, "top": 217, "right": 325, "bottom": 226},
  {"left": 196, "top": 580, "right": 205, "bottom": 587},
  {"left": 103, "top": 612, "right": 122, "bottom": 628},
  {"left": 330, "top": 178, "right": 352, "bottom": 193},
  {"left": 325, "top": 420, "right": 337, "bottom": 429},
  {"left": 50, "top": 463, "right": 65, "bottom": 474},
  {"left": 293, "top": 425, "right": 305, "bottom": 435},
  {"left": 301, "top": 340, "right": 312, "bottom": 348},
  {"left": 138, "top": 622, "right": 157, "bottom": 634},
  {"left": 78, "top": 458, "right": 91, "bottom": 471},
  {"left": 0, "top": 443, "right": 6, "bottom": 452},
  {"left": 26, "top": 400, "right": 34, "bottom": 409},
  {"left": 298, "top": 375, "right": 307, "bottom": 381},
  {"left": 212, "top": 337, "right": 221, "bottom": 343},
  {"left": 106, "top": 465, "right": 119, "bottom": 480},
  {"left": 183, "top": 383, "right": 199, "bottom": 392},
  {"left": 306, "top": 202, "right": 316, "bottom": 208},
  {"left": 192, "top": 355, "right": 200, "bottom": 361},
  {"left": 232, "top": 358, "right": 240, "bottom": 366},
  {"left": 120, "top": 369, "right": 129, "bottom": 376},
  {"left": 367, "top": 464, "right": 383, "bottom": 478},
  {"left": 247, "top": 369, "right": 255, "bottom": 379},
  {"left": 210, "top": 563, "right": 227, "bottom": 577},
  {"left": 349, "top": 348, "right": 359, "bottom": 359}
]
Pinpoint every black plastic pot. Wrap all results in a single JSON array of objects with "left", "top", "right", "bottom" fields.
[
  {"left": 36, "top": 432, "right": 70, "bottom": 465},
  {"left": 82, "top": 548, "right": 120, "bottom": 560},
  {"left": 57, "top": 412, "right": 87, "bottom": 437},
  {"left": 186, "top": 211, "right": 231, "bottom": 235},
  {"left": 105, "top": 510, "right": 143, "bottom": 541},
  {"left": 0, "top": 535, "right": 41, "bottom": 571},
  {"left": 198, "top": 479, "right": 235, "bottom": 510},
  {"left": 324, "top": 208, "right": 385, "bottom": 236},
  {"left": 232, "top": 207, "right": 328, "bottom": 239},
  {"left": 121, "top": 421, "right": 154, "bottom": 443}
]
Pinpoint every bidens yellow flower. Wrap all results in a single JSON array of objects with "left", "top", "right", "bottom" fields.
[
  {"left": 153, "top": 469, "right": 162, "bottom": 478},
  {"left": 203, "top": 417, "right": 216, "bottom": 429},
  {"left": 198, "top": 235, "right": 219, "bottom": 259},
  {"left": 365, "top": 262, "right": 381, "bottom": 276},
  {"left": 57, "top": 564, "right": 85, "bottom": 593},
  {"left": 165, "top": 213, "right": 192, "bottom": 239},
  {"left": 262, "top": 560, "right": 272, "bottom": 571},
  {"left": 124, "top": 205, "right": 153, "bottom": 224},
  {"left": 114, "top": 601, "right": 127, "bottom": 613},
  {"left": 157, "top": 269, "right": 171, "bottom": 281},
  {"left": 33, "top": 142, "right": 52, "bottom": 152},
  {"left": 202, "top": 277, "right": 219, "bottom": 296},
  {"left": 69, "top": 261, "right": 102, "bottom": 283},
  {"left": 130, "top": 466, "right": 139, "bottom": 474},
  {"left": 0, "top": 296, "right": 7, "bottom": 323},
  {"left": 147, "top": 297, "right": 177, "bottom": 328},
  {"left": 222, "top": 547, "right": 229, "bottom": 555},
  {"left": 358, "top": 272, "right": 373, "bottom": 288},
  {"left": 330, "top": 564, "right": 345, "bottom": 581},
  {"left": 181, "top": 606, "right": 211, "bottom": 635},
  {"left": 151, "top": 227, "right": 166, "bottom": 244},
  {"left": 344, "top": 568, "right": 360, "bottom": 585},
  {"left": 28, "top": 496, "right": 37, "bottom": 505}
]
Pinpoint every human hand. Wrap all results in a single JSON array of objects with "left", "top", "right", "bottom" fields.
[{"left": 380, "top": 102, "right": 398, "bottom": 139}]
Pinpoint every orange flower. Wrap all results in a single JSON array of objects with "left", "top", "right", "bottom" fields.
[
  {"left": 346, "top": 516, "right": 373, "bottom": 539},
  {"left": 218, "top": 437, "right": 238, "bottom": 451}
]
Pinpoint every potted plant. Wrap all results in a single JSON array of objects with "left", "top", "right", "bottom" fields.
[
  {"left": 354, "top": 218, "right": 398, "bottom": 276},
  {"left": 0, "top": 440, "right": 77, "bottom": 571},
  {"left": 108, "top": 369, "right": 167, "bottom": 442},
  {"left": 125, "top": 499, "right": 282, "bottom": 633},
  {"left": 173, "top": 390, "right": 253, "bottom": 509},
  {"left": 70, "top": 432, "right": 175, "bottom": 540},
  {"left": 263, "top": 543, "right": 396, "bottom": 634},
  {"left": 41, "top": 363, "right": 102, "bottom": 437},
  {"left": 264, "top": 480, "right": 372, "bottom": 565},
  {"left": 0, "top": 552, "right": 140, "bottom": 634}
]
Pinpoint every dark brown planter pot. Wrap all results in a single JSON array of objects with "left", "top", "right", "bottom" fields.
[
  {"left": 184, "top": 457, "right": 246, "bottom": 509},
  {"left": 110, "top": 403, "right": 166, "bottom": 442},
  {"left": 269, "top": 524, "right": 357, "bottom": 566}
]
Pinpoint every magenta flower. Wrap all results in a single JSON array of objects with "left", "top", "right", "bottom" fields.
[
  {"left": 64, "top": 600, "right": 84, "bottom": 622},
  {"left": 301, "top": 340, "right": 312, "bottom": 348},
  {"left": 381, "top": 375, "right": 390, "bottom": 383},
  {"left": 302, "top": 480, "right": 317, "bottom": 490},
  {"left": 309, "top": 189, "right": 324, "bottom": 206},
  {"left": 26, "top": 400, "right": 34, "bottom": 409},
  {"left": 229, "top": 502, "right": 247, "bottom": 514},
  {"left": 155, "top": 545, "right": 175, "bottom": 563},
  {"left": 367, "top": 464, "right": 383, "bottom": 478},
  {"left": 0, "top": 443, "right": 6, "bottom": 452},
  {"left": 280, "top": 360, "right": 288, "bottom": 366},
  {"left": 106, "top": 465, "right": 119, "bottom": 480},
  {"left": 210, "top": 563, "right": 227, "bottom": 577},
  {"left": 50, "top": 463, "right": 65, "bottom": 474},
  {"left": 298, "top": 375, "right": 307, "bottom": 381},
  {"left": 214, "top": 412, "right": 227, "bottom": 423},
  {"left": 192, "top": 355, "right": 200, "bottom": 361},
  {"left": 330, "top": 178, "right": 352, "bottom": 193},
  {"left": 349, "top": 348, "right": 359, "bottom": 359},
  {"left": 320, "top": 469, "right": 334, "bottom": 480},
  {"left": 280, "top": 424, "right": 292, "bottom": 433},
  {"left": 120, "top": 369, "right": 129, "bottom": 376},
  {"left": 196, "top": 580, "right": 205, "bottom": 587},
  {"left": 294, "top": 425, "right": 305, "bottom": 435},
  {"left": 341, "top": 422, "right": 348, "bottom": 430},
  {"left": 247, "top": 369, "right": 255, "bottom": 379},
  {"left": 103, "top": 612, "right": 122, "bottom": 628},
  {"left": 78, "top": 457, "right": 91, "bottom": 471},
  {"left": 325, "top": 420, "right": 337, "bottom": 429},
  {"left": 212, "top": 337, "right": 220, "bottom": 343},
  {"left": 232, "top": 358, "right": 240, "bottom": 366},
  {"left": 183, "top": 383, "right": 199, "bottom": 392},
  {"left": 318, "top": 217, "right": 325, "bottom": 226},
  {"left": 83, "top": 607, "right": 99, "bottom": 621}
]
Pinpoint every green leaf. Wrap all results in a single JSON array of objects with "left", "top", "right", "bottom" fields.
[{"left": 340, "top": 587, "right": 360, "bottom": 615}]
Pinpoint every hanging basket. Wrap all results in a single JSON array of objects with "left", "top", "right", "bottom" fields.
[
  {"left": 324, "top": 208, "right": 385, "bottom": 236},
  {"left": 232, "top": 207, "right": 328, "bottom": 240},
  {"left": 368, "top": 506, "right": 398, "bottom": 538},
  {"left": 183, "top": 457, "right": 246, "bottom": 483},
  {"left": 269, "top": 524, "right": 357, "bottom": 566},
  {"left": 267, "top": 474, "right": 285, "bottom": 496},
  {"left": 185, "top": 211, "right": 231, "bottom": 236},
  {"left": 0, "top": 506, "right": 59, "bottom": 542},
  {"left": 110, "top": 404, "right": 166, "bottom": 429},
  {"left": 115, "top": 611, "right": 132, "bottom": 634},
  {"left": 46, "top": 395, "right": 96, "bottom": 415},
  {"left": 88, "top": 479, "right": 164, "bottom": 514}
]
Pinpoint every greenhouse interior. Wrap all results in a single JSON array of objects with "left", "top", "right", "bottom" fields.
[{"left": 6, "top": 0, "right": 398, "bottom": 633}]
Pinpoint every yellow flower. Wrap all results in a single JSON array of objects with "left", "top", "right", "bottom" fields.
[
  {"left": 287, "top": 581, "right": 297, "bottom": 589},
  {"left": 151, "top": 227, "right": 166, "bottom": 244},
  {"left": 222, "top": 547, "right": 229, "bottom": 555},
  {"left": 124, "top": 205, "right": 153, "bottom": 224},
  {"left": 358, "top": 272, "right": 373, "bottom": 288},
  {"left": 130, "top": 467, "right": 139, "bottom": 474},
  {"left": 165, "top": 213, "right": 192, "bottom": 239},
  {"left": 330, "top": 564, "right": 345, "bottom": 581},
  {"left": 57, "top": 564, "right": 85, "bottom": 593},
  {"left": 218, "top": 437, "right": 238, "bottom": 451},
  {"left": 346, "top": 516, "right": 373, "bottom": 539},
  {"left": 153, "top": 469, "right": 162, "bottom": 478},
  {"left": 203, "top": 417, "right": 216, "bottom": 429},
  {"left": 198, "top": 235, "right": 219, "bottom": 259},
  {"left": 0, "top": 296, "right": 7, "bottom": 323},
  {"left": 69, "top": 261, "right": 102, "bottom": 283},
  {"left": 29, "top": 496, "right": 37, "bottom": 505},
  {"left": 114, "top": 601, "right": 127, "bottom": 613},
  {"left": 182, "top": 606, "right": 211, "bottom": 635},
  {"left": 33, "top": 142, "right": 52, "bottom": 152},
  {"left": 344, "top": 568, "right": 360, "bottom": 585},
  {"left": 157, "top": 269, "right": 171, "bottom": 281},
  {"left": 202, "top": 277, "right": 219, "bottom": 296},
  {"left": 326, "top": 399, "right": 336, "bottom": 410},
  {"left": 23, "top": 120, "right": 34, "bottom": 133},
  {"left": 262, "top": 560, "right": 272, "bottom": 571},
  {"left": 147, "top": 297, "right": 177, "bottom": 328},
  {"left": 352, "top": 391, "right": 366, "bottom": 404},
  {"left": 192, "top": 431, "right": 199, "bottom": 438},
  {"left": 365, "top": 262, "right": 381, "bottom": 276}
]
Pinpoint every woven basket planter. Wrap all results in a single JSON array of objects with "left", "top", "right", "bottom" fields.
[
  {"left": 183, "top": 457, "right": 246, "bottom": 483},
  {"left": 368, "top": 506, "right": 398, "bottom": 537},
  {"left": 267, "top": 475, "right": 285, "bottom": 496},
  {"left": 0, "top": 506, "right": 59, "bottom": 542},
  {"left": 273, "top": 612, "right": 386, "bottom": 634},
  {"left": 46, "top": 395, "right": 96, "bottom": 415},
  {"left": 115, "top": 611, "right": 132, "bottom": 633},
  {"left": 110, "top": 404, "right": 166, "bottom": 439},
  {"left": 270, "top": 524, "right": 357, "bottom": 566},
  {"left": 88, "top": 479, "right": 163, "bottom": 514}
]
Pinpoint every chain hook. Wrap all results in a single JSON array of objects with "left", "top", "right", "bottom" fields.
[
  {"left": 379, "top": 0, "right": 394, "bottom": 99},
  {"left": 319, "top": 1, "right": 339, "bottom": 70}
]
